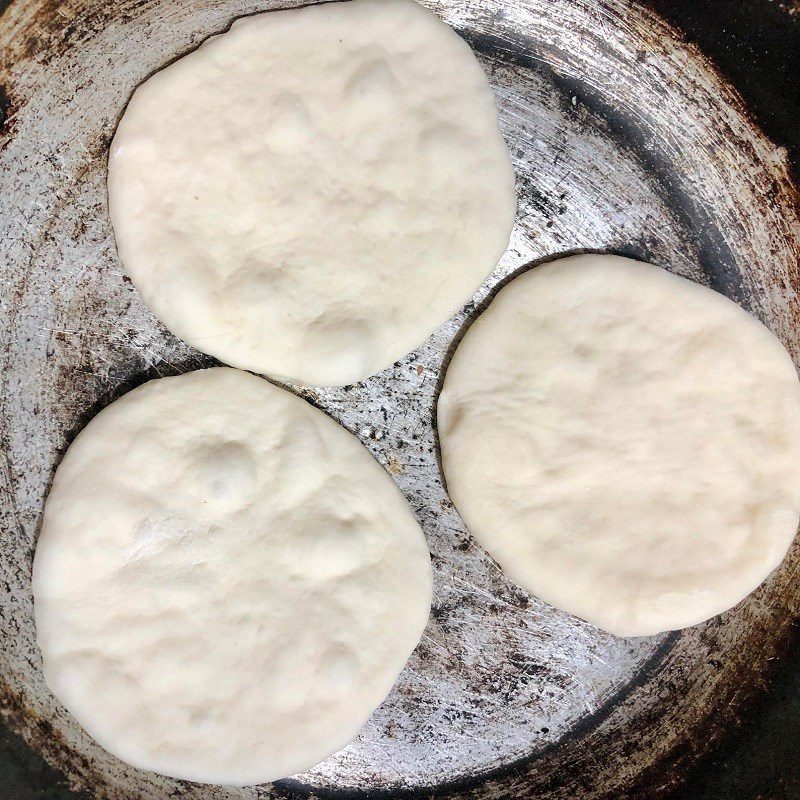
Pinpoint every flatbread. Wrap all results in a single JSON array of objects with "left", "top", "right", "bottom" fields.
[
  {"left": 438, "top": 254, "right": 800, "bottom": 637},
  {"left": 33, "top": 368, "right": 432, "bottom": 784},
  {"left": 108, "top": 0, "right": 516, "bottom": 386}
]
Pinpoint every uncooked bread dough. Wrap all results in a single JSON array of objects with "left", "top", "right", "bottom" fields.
[
  {"left": 438, "top": 254, "right": 800, "bottom": 637},
  {"left": 108, "top": 0, "right": 516, "bottom": 386},
  {"left": 33, "top": 368, "right": 432, "bottom": 785}
]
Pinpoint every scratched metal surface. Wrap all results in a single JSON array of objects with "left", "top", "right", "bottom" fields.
[{"left": 1, "top": 0, "right": 800, "bottom": 798}]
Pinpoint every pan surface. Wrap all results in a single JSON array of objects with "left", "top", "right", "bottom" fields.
[{"left": 1, "top": 0, "right": 800, "bottom": 798}]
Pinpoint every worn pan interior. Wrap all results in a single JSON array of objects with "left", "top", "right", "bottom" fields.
[{"left": 1, "top": 0, "right": 800, "bottom": 798}]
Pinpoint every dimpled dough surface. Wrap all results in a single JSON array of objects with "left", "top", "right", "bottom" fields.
[
  {"left": 107, "top": 0, "right": 516, "bottom": 387},
  {"left": 438, "top": 255, "right": 800, "bottom": 638},
  {"left": 33, "top": 368, "right": 432, "bottom": 785}
]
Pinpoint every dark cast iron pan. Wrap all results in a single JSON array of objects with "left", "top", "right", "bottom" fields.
[{"left": 1, "top": 0, "right": 799, "bottom": 798}]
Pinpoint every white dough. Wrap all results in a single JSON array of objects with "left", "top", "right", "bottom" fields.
[
  {"left": 438, "top": 254, "right": 800, "bottom": 637},
  {"left": 33, "top": 368, "right": 432, "bottom": 785},
  {"left": 108, "top": 0, "right": 516, "bottom": 386}
]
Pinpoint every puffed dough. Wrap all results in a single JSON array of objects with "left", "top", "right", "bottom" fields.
[
  {"left": 34, "top": 368, "right": 432, "bottom": 785},
  {"left": 438, "top": 254, "right": 800, "bottom": 637},
  {"left": 108, "top": 0, "right": 516, "bottom": 386}
]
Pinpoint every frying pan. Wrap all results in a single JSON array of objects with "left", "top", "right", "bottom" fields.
[{"left": 1, "top": 0, "right": 800, "bottom": 798}]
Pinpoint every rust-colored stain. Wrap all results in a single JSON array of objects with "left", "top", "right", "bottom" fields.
[
  {"left": 1, "top": 0, "right": 800, "bottom": 799},
  {"left": 775, "top": 1, "right": 800, "bottom": 15}
]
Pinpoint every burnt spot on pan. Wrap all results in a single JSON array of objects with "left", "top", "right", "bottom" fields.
[
  {"left": 0, "top": 675, "right": 101, "bottom": 799},
  {"left": 461, "top": 27, "right": 748, "bottom": 306},
  {"left": 0, "top": 83, "right": 15, "bottom": 140},
  {"left": 646, "top": 0, "right": 800, "bottom": 176}
]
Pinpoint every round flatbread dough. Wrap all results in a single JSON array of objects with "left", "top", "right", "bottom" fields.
[
  {"left": 33, "top": 368, "right": 432, "bottom": 785},
  {"left": 107, "top": 0, "right": 516, "bottom": 387},
  {"left": 438, "top": 254, "right": 800, "bottom": 637}
]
